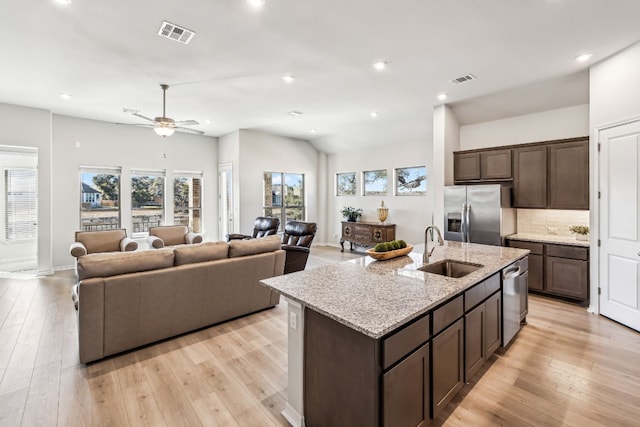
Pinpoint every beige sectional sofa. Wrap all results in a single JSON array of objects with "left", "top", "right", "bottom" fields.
[{"left": 73, "top": 235, "right": 285, "bottom": 363}]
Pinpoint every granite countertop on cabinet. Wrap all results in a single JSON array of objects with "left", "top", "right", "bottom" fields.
[
  {"left": 261, "top": 241, "right": 528, "bottom": 340},
  {"left": 507, "top": 233, "right": 590, "bottom": 248}
]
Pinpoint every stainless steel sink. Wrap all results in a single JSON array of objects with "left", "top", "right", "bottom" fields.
[{"left": 417, "top": 259, "right": 483, "bottom": 278}]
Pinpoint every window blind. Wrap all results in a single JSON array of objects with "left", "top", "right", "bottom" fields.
[{"left": 5, "top": 169, "right": 37, "bottom": 241}]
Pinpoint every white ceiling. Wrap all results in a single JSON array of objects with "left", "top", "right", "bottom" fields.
[{"left": 1, "top": 1, "right": 639, "bottom": 153}]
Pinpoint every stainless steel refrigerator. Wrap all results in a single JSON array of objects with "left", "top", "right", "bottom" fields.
[{"left": 443, "top": 184, "right": 516, "bottom": 246}]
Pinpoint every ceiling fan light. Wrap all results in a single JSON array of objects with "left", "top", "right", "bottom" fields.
[{"left": 154, "top": 125, "right": 175, "bottom": 137}]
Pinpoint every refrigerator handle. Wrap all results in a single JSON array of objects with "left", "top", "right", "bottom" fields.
[
  {"left": 460, "top": 203, "right": 467, "bottom": 241},
  {"left": 465, "top": 203, "right": 471, "bottom": 242}
]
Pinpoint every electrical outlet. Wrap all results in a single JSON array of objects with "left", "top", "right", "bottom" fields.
[{"left": 289, "top": 312, "right": 297, "bottom": 330}]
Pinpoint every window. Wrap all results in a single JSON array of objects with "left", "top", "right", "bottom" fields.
[
  {"left": 5, "top": 169, "right": 37, "bottom": 241},
  {"left": 263, "top": 172, "right": 305, "bottom": 228},
  {"left": 174, "top": 173, "right": 202, "bottom": 232},
  {"left": 80, "top": 167, "right": 121, "bottom": 231},
  {"left": 131, "top": 170, "right": 165, "bottom": 234}
]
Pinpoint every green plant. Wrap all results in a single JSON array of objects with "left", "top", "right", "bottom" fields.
[
  {"left": 569, "top": 225, "right": 589, "bottom": 235},
  {"left": 341, "top": 206, "right": 362, "bottom": 221}
]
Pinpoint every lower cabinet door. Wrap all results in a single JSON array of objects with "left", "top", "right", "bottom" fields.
[
  {"left": 383, "top": 343, "right": 430, "bottom": 427},
  {"left": 546, "top": 256, "right": 588, "bottom": 300},
  {"left": 484, "top": 291, "right": 502, "bottom": 356},
  {"left": 528, "top": 254, "right": 544, "bottom": 291},
  {"left": 432, "top": 318, "right": 464, "bottom": 419},
  {"left": 464, "top": 305, "right": 485, "bottom": 382}
]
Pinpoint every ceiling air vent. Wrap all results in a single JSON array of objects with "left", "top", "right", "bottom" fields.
[
  {"left": 158, "top": 21, "right": 195, "bottom": 44},
  {"left": 449, "top": 74, "right": 476, "bottom": 85}
]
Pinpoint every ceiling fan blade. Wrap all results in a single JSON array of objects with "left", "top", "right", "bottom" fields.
[
  {"left": 174, "top": 120, "right": 199, "bottom": 126},
  {"left": 115, "top": 122, "right": 154, "bottom": 128},
  {"left": 175, "top": 126, "right": 205, "bottom": 135},
  {"left": 131, "top": 112, "right": 157, "bottom": 123}
]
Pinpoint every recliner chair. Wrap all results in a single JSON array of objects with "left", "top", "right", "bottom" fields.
[
  {"left": 226, "top": 216, "right": 280, "bottom": 241},
  {"left": 281, "top": 220, "right": 317, "bottom": 274}
]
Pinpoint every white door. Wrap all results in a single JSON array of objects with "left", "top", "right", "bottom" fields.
[
  {"left": 599, "top": 119, "right": 640, "bottom": 331},
  {"left": 218, "top": 162, "right": 234, "bottom": 241}
]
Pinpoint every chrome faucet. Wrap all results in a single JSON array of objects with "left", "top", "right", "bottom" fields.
[{"left": 423, "top": 225, "right": 444, "bottom": 264}]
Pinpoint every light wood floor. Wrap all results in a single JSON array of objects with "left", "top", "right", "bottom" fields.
[{"left": 0, "top": 246, "right": 638, "bottom": 426}]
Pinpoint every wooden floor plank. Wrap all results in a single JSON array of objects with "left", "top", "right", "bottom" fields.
[{"left": 1, "top": 247, "right": 639, "bottom": 426}]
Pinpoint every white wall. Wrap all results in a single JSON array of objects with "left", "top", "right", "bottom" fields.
[
  {"left": 218, "top": 130, "right": 240, "bottom": 237},
  {"left": 327, "top": 139, "right": 432, "bottom": 247},
  {"left": 0, "top": 103, "right": 53, "bottom": 275},
  {"left": 52, "top": 115, "right": 218, "bottom": 268},
  {"left": 589, "top": 41, "right": 640, "bottom": 314},
  {"left": 237, "top": 130, "right": 319, "bottom": 237},
  {"left": 432, "top": 105, "right": 460, "bottom": 235},
  {"left": 459, "top": 104, "right": 589, "bottom": 150}
]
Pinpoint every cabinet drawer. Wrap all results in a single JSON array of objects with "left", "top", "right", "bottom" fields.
[
  {"left": 464, "top": 283, "right": 485, "bottom": 312},
  {"left": 508, "top": 239, "right": 543, "bottom": 255},
  {"left": 484, "top": 273, "right": 500, "bottom": 295},
  {"left": 433, "top": 295, "right": 463, "bottom": 336},
  {"left": 546, "top": 244, "right": 588, "bottom": 260},
  {"left": 383, "top": 314, "right": 430, "bottom": 370}
]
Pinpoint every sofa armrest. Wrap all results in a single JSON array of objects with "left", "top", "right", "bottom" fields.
[
  {"left": 147, "top": 235, "right": 165, "bottom": 249},
  {"left": 70, "top": 242, "right": 88, "bottom": 258},
  {"left": 226, "top": 233, "right": 251, "bottom": 242},
  {"left": 186, "top": 232, "right": 203, "bottom": 244},
  {"left": 120, "top": 237, "right": 138, "bottom": 252}
]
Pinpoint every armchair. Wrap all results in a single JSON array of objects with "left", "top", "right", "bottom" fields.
[
  {"left": 147, "top": 225, "right": 203, "bottom": 249},
  {"left": 281, "top": 220, "right": 317, "bottom": 274},
  {"left": 70, "top": 229, "right": 138, "bottom": 259},
  {"left": 226, "top": 216, "right": 280, "bottom": 242}
]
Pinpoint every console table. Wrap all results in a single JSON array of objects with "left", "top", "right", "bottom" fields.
[{"left": 340, "top": 221, "right": 396, "bottom": 252}]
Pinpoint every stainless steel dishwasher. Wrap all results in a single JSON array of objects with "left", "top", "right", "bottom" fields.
[{"left": 502, "top": 257, "right": 528, "bottom": 347}]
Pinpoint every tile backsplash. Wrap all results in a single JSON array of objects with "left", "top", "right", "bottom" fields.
[{"left": 517, "top": 209, "right": 590, "bottom": 236}]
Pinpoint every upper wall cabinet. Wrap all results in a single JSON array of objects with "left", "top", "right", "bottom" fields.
[
  {"left": 548, "top": 139, "right": 589, "bottom": 210},
  {"left": 454, "top": 148, "right": 512, "bottom": 183},
  {"left": 513, "top": 145, "right": 547, "bottom": 208}
]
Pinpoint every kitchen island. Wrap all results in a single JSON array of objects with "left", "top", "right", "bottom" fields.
[{"left": 261, "top": 241, "right": 529, "bottom": 427}]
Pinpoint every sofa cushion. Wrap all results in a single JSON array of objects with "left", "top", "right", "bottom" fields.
[
  {"left": 77, "top": 248, "right": 175, "bottom": 280},
  {"left": 228, "top": 235, "right": 281, "bottom": 258},
  {"left": 174, "top": 241, "right": 229, "bottom": 266}
]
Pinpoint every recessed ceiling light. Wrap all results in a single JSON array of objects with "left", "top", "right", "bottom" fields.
[
  {"left": 574, "top": 53, "right": 592, "bottom": 62},
  {"left": 370, "top": 111, "right": 379, "bottom": 118},
  {"left": 437, "top": 93, "right": 448, "bottom": 101},
  {"left": 247, "top": 0, "right": 265, "bottom": 8},
  {"left": 309, "top": 128, "right": 317, "bottom": 133},
  {"left": 283, "top": 74, "right": 295, "bottom": 83},
  {"left": 288, "top": 111, "right": 303, "bottom": 116},
  {"left": 373, "top": 61, "right": 387, "bottom": 71},
  {"left": 205, "top": 119, "right": 212, "bottom": 124},
  {"left": 53, "top": 0, "right": 72, "bottom": 5},
  {"left": 58, "top": 92, "right": 72, "bottom": 100}
]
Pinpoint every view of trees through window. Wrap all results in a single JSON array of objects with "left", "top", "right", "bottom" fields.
[
  {"left": 131, "top": 173, "right": 164, "bottom": 234},
  {"left": 80, "top": 170, "right": 120, "bottom": 231},
  {"left": 263, "top": 172, "right": 304, "bottom": 228},
  {"left": 174, "top": 176, "right": 202, "bottom": 233}
]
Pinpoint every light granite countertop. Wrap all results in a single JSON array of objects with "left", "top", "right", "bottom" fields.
[
  {"left": 261, "top": 241, "right": 528, "bottom": 339},
  {"left": 507, "top": 233, "right": 590, "bottom": 248}
]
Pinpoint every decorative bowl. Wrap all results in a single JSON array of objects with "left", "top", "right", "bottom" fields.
[{"left": 366, "top": 244, "right": 413, "bottom": 261}]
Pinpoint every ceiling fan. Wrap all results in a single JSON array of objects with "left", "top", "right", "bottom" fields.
[{"left": 124, "top": 84, "right": 204, "bottom": 137}]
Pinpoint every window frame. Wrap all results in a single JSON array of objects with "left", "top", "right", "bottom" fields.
[
  {"left": 262, "top": 171, "right": 305, "bottom": 229},
  {"left": 131, "top": 169, "right": 166, "bottom": 237},
  {"left": 79, "top": 166, "right": 122, "bottom": 232},
  {"left": 173, "top": 171, "right": 203, "bottom": 233},
  {"left": 4, "top": 167, "right": 38, "bottom": 242}
]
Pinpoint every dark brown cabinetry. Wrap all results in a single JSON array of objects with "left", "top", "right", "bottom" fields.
[
  {"left": 453, "top": 148, "right": 512, "bottom": 183},
  {"left": 383, "top": 343, "right": 430, "bottom": 427},
  {"left": 432, "top": 318, "right": 464, "bottom": 419},
  {"left": 463, "top": 273, "right": 502, "bottom": 382},
  {"left": 341, "top": 221, "right": 395, "bottom": 252},
  {"left": 507, "top": 239, "right": 589, "bottom": 303},
  {"left": 513, "top": 145, "right": 547, "bottom": 208},
  {"left": 548, "top": 139, "right": 589, "bottom": 209}
]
